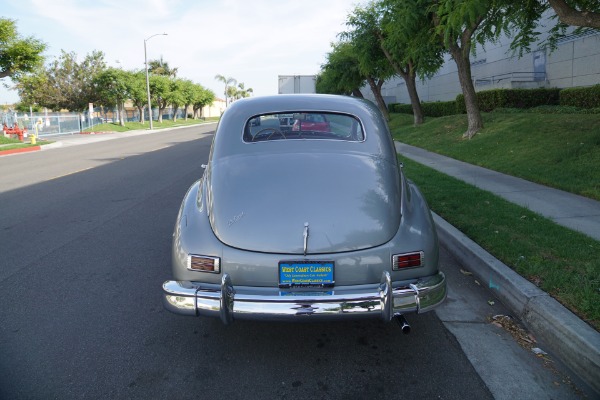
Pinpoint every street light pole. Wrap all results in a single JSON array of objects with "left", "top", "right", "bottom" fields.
[{"left": 144, "top": 33, "right": 167, "bottom": 130}]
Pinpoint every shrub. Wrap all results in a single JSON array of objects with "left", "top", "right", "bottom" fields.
[
  {"left": 389, "top": 103, "right": 414, "bottom": 114},
  {"left": 421, "top": 101, "right": 457, "bottom": 117},
  {"left": 396, "top": 88, "right": 576, "bottom": 116},
  {"left": 560, "top": 85, "right": 600, "bottom": 109},
  {"left": 389, "top": 101, "right": 457, "bottom": 117},
  {"left": 457, "top": 88, "right": 560, "bottom": 113}
]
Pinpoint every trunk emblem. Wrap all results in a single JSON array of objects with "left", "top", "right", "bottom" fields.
[{"left": 303, "top": 222, "right": 309, "bottom": 256}]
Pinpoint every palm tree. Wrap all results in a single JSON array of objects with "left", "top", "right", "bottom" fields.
[
  {"left": 148, "top": 56, "right": 178, "bottom": 78},
  {"left": 235, "top": 82, "right": 253, "bottom": 99},
  {"left": 214, "top": 74, "right": 237, "bottom": 106}
]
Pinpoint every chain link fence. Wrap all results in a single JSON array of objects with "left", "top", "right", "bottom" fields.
[{"left": 2, "top": 108, "right": 104, "bottom": 137}]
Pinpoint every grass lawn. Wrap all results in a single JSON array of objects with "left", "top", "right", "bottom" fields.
[
  {"left": 390, "top": 112, "right": 600, "bottom": 200},
  {"left": 388, "top": 111, "right": 599, "bottom": 329}
]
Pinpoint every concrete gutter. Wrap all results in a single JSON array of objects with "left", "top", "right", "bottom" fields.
[{"left": 433, "top": 212, "right": 600, "bottom": 395}]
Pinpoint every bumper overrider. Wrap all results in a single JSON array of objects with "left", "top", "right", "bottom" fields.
[{"left": 162, "top": 271, "right": 446, "bottom": 324}]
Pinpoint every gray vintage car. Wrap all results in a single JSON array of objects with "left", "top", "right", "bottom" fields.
[{"left": 162, "top": 94, "right": 446, "bottom": 329}]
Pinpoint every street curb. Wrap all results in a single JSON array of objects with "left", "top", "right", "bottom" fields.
[
  {"left": 0, "top": 145, "right": 41, "bottom": 157},
  {"left": 433, "top": 213, "right": 600, "bottom": 395}
]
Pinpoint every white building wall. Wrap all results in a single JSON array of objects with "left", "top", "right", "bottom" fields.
[{"left": 364, "top": 16, "right": 600, "bottom": 105}]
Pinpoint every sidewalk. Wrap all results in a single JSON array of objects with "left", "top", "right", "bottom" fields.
[{"left": 395, "top": 141, "right": 600, "bottom": 395}]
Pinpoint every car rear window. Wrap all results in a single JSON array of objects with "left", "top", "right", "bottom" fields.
[{"left": 243, "top": 112, "right": 364, "bottom": 142}]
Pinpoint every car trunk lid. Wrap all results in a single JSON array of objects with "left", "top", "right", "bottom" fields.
[{"left": 207, "top": 152, "right": 401, "bottom": 254}]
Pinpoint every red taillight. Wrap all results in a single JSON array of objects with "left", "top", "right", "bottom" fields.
[
  {"left": 187, "top": 255, "right": 220, "bottom": 273},
  {"left": 392, "top": 251, "right": 424, "bottom": 270}
]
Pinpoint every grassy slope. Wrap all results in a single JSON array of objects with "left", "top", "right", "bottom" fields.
[
  {"left": 390, "top": 112, "right": 599, "bottom": 329},
  {"left": 389, "top": 113, "right": 600, "bottom": 200}
]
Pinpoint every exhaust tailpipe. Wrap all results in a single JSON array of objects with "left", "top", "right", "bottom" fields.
[{"left": 395, "top": 314, "right": 411, "bottom": 334}]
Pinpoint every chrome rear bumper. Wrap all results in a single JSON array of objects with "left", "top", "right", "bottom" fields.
[{"left": 162, "top": 271, "right": 446, "bottom": 324}]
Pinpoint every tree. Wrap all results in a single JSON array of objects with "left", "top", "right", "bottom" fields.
[
  {"left": 93, "top": 68, "right": 130, "bottom": 126},
  {"left": 420, "top": 0, "right": 517, "bottom": 138},
  {"left": 346, "top": 2, "right": 444, "bottom": 125},
  {"left": 214, "top": 74, "right": 236, "bottom": 106},
  {"left": 342, "top": 7, "right": 396, "bottom": 120},
  {"left": 179, "top": 79, "right": 197, "bottom": 121},
  {"left": 423, "top": 0, "right": 597, "bottom": 138},
  {"left": 380, "top": 0, "right": 444, "bottom": 124},
  {"left": 13, "top": 102, "right": 41, "bottom": 112},
  {"left": 126, "top": 71, "right": 150, "bottom": 123},
  {"left": 0, "top": 18, "right": 46, "bottom": 80},
  {"left": 15, "top": 50, "right": 106, "bottom": 111},
  {"left": 234, "top": 82, "right": 253, "bottom": 99},
  {"left": 167, "top": 78, "right": 186, "bottom": 122},
  {"left": 317, "top": 41, "right": 365, "bottom": 97},
  {"left": 148, "top": 56, "right": 178, "bottom": 77},
  {"left": 149, "top": 74, "right": 171, "bottom": 123},
  {"left": 226, "top": 84, "right": 238, "bottom": 102},
  {"left": 191, "top": 85, "right": 215, "bottom": 119}
]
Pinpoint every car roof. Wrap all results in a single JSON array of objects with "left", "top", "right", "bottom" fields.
[{"left": 210, "top": 94, "right": 397, "bottom": 162}]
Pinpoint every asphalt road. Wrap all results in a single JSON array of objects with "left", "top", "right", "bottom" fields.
[{"left": 0, "top": 126, "right": 582, "bottom": 399}]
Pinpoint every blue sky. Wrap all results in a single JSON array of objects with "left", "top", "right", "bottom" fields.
[{"left": 1, "top": 0, "right": 368, "bottom": 105}]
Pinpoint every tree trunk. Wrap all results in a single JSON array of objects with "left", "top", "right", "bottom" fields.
[
  {"left": 172, "top": 105, "right": 179, "bottom": 123},
  {"left": 449, "top": 44, "right": 483, "bottom": 139},
  {"left": 404, "top": 72, "right": 424, "bottom": 125},
  {"left": 352, "top": 89, "right": 364, "bottom": 98},
  {"left": 378, "top": 42, "right": 424, "bottom": 125},
  {"left": 366, "top": 77, "right": 389, "bottom": 121},
  {"left": 184, "top": 104, "right": 190, "bottom": 120},
  {"left": 158, "top": 105, "right": 164, "bottom": 123},
  {"left": 119, "top": 102, "right": 125, "bottom": 127},
  {"left": 137, "top": 105, "right": 144, "bottom": 123}
]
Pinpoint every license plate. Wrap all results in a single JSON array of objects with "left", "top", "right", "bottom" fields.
[{"left": 278, "top": 261, "right": 334, "bottom": 288}]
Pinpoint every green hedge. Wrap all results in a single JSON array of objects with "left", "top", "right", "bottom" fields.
[
  {"left": 560, "top": 84, "right": 600, "bottom": 108},
  {"left": 456, "top": 88, "right": 561, "bottom": 113},
  {"left": 389, "top": 101, "right": 456, "bottom": 117},
  {"left": 389, "top": 103, "right": 413, "bottom": 114},
  {"left": 421, "top": 101, "right": 457, "bottom": 117},
  {"left": 391, "top": 87, "right": 597, "bottom": 116}
]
